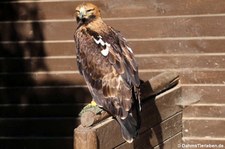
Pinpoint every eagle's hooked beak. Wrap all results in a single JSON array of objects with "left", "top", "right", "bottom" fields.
[
  {"left": 78, "top": 13, "right": 84, "bottom": 19},
  {"left": 76, "top": 8, "right": 87, "bottom": 28},
  {"left": 78, "top": 8, "right": 87, "bottom": 19}
]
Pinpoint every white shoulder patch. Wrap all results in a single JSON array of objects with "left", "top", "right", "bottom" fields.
[
  {"left": 101, "top": 43, "right": 110, "bottom": 56},
  {"left": 93, "top": 35, "right": 111, "bottom": 57},
  {"left": 93, "top": 35, "right": 105, "bottom": 46}
]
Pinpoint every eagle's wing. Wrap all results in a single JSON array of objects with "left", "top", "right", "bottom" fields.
[
  {"left": 74, "top": 33, "right": 84, "bottom": 75},
  {"left": 107, "top": 26, "right": 140, "bottom": 88}
]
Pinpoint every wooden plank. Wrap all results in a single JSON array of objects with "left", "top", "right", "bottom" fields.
[
  {"left": 179, "top": 70, "right": 225, "bottom": 84},
  {"left": 1, "top": 55, "right": 225, "bottom": 73},
  {"left": 0, "top": 86, "right": 91, "bottom": 104},
  {"left": 0, "top": 104, "right": 84, "bottom": 118},
  {"left": 154, "top": 133, "right": 182, "bottom": 149},
  {"left": 2, "top": 70, "right": 225, "bottom": 87},
  {"left": 129, "top": 39, "right": 225, "bottom": 55},
  {"left": 1, "top": 39, "right": 225, "bottom": 58},
  {"left": 0, "top": 42, "right": 75, "bottom": 60},
  {"left": 142, "top": 112, "right": 182, "bottom": 147},
  {"left": 0, "top": 73, "right": 85, "bottom": 87},
  {"left": 181, "top": 86, "right": 225, "bottom": 104},
  {"left": 0, "top": 137, "right": 73, "bottom": 149},
  {"left": 142, "top": 70, "right": 225, "bottom": 85},
  {"left": 183, "top": 105, "right": 225, "bottom": 118},
  {"left": 116, "top": 132, "right": 182, "bottom": 149},
  {"left": 140, "top": 86, "right": 182, "bottom": 133},
  {"left": 4, "top": 38, "right": 225, "bottom": 56},
  {"left": 115, "top": 112, "right": 182, "bottom": 149},
  {"left": 0, "top": 118, "right": 78, "bottom": 137},
  {"left": 106, "top": 16, "right": 225, "bottom": 39},
  {"left": 1, "top": 0, "right": 225, "bottom": 21},
  {"left": 183, "top": 120, "right": 225, "bottom": 138},
  {"left": 1, "top": 16, "right": 225, "bottom": 41},
  {"left": 93, "top": 118, "right": 123, "bottom": 149},
  {"left": 0, "top": 57, "right": 49, "bottom": 73}
]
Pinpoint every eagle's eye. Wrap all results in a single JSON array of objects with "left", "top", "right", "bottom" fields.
[
  {"left": 86, "top": 8, "right": 95, "bottom": 13},
  {"left": 75, "top": 10, "right": 80, "bottom": 14}
]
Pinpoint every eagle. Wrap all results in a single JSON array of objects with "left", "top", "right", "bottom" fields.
[{"left": 74, "top": 3, "right": 141, "bottom": 143}]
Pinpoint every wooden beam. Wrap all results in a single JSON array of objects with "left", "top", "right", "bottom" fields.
[{"left": 115, "top": 112, "right": 183, "bottom": 149}]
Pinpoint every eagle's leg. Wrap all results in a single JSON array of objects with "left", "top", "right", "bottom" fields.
[{"left": 79, "top": 100, "right": 103, "bottom": 116}]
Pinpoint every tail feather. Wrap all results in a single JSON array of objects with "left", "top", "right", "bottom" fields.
[{"left": 116, "top": 113, "right": 138, "bottom": 143}]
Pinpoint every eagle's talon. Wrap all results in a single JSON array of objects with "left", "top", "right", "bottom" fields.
[{"left": 79, "top": 100, "right": 103, "bottom": 116}]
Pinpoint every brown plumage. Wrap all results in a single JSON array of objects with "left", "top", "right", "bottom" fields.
[{"left": 74, "top": 2, "right": 141, "bottom": 143}]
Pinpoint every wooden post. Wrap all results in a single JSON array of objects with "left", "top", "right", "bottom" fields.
[
  {"left": 74, "top": 71, "right": 182, "bottom": 149},
  {"left": 74, "top": 126, "right": 97, "bottom": 149}
]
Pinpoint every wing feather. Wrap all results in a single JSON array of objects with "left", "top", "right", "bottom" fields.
[
  {"left": 107, "top": 27, "right": 140, "bottom": 87},
  {"left": 74, "top": 34, "right": 83, "bottom": 75}
]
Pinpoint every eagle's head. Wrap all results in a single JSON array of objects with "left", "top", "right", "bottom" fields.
[{"left": 75, "top": 3, "right": 101, "bottom": 27}]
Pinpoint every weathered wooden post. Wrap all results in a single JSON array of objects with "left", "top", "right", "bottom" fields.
[{"left": 74, "top": 72, "right": 182, "bottom": 149}]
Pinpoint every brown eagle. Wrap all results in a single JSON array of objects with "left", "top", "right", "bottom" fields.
[{"left": 74, "top": 3, "right": 141, "bottom": 143}]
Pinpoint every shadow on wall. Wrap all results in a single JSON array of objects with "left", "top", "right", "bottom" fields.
[
  {"left": 0, "top": 2, "right": 90, "bottom": 149},
  {"left": 133, "top": 96, "right": 164, "bottom": 149}
]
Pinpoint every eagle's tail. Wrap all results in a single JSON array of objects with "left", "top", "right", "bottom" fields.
[{"left": 116, "top": 113, "right": 138, "bottom": 143}]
